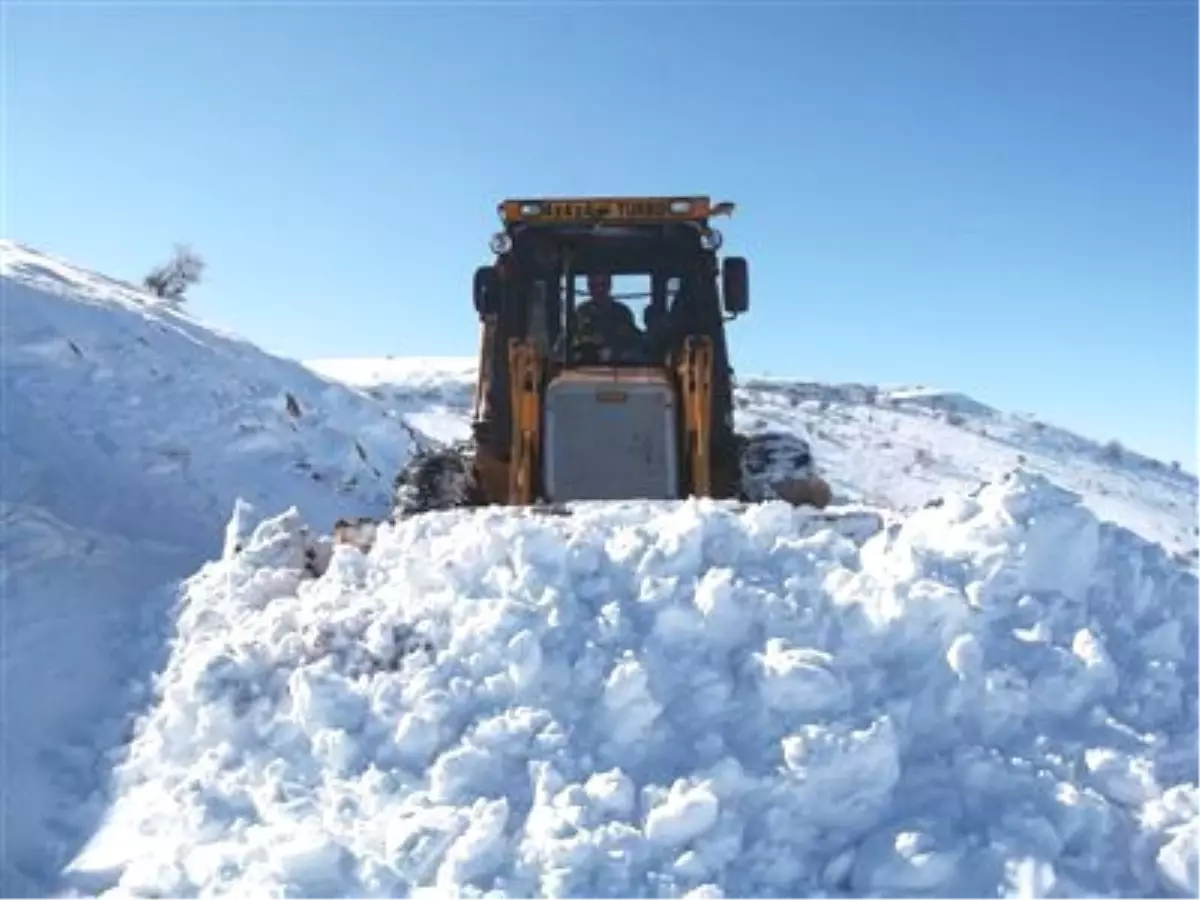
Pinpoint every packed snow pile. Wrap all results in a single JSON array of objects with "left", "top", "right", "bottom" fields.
[{"left": 69, "top": 470, "right": 1198, "bottom": 898}]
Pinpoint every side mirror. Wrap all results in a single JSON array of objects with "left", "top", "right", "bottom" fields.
[
  {"left": 722, "top": 256, "right": 749, "bottom": 315},
  {"left": 473, "top": 265, "right": 500, "bottom": 316}
]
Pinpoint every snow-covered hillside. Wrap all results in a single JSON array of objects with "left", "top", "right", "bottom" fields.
[
  {"left": 3, "top": 242, "right": 1196, "bottom": 897},
  {"left": 0, "top": 241, "right": 414, "bottom": 894}
]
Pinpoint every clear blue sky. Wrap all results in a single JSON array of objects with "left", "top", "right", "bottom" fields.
[{"left": 5, "top": 1, "right": 1197, "bottom": 465}]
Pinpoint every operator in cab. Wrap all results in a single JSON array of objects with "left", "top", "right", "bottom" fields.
[{"left": 573, "top": 272, "right": 645, "bottom": 363}]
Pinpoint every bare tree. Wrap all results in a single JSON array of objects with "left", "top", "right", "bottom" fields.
[{"left": 144, "top": 244, "right": 205, "bottom": 301}]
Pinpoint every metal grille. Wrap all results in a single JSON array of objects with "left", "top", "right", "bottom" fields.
[{"left": 543, "top": 380, "right": 678, "bottom": 501}]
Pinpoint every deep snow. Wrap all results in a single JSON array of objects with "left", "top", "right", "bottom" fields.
[
  {"left": 0, "top": 241, "right": 412, "bottom": 893},
  {"left": 3, "top": 240, "right": 1197, "bottom": 897},
  {"left": 67, "top": 473, "right": 1198, "bottom": 897}
]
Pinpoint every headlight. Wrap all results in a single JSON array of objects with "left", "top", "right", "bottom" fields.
[
  {"left": 490, "top": 232, "right": 513, "bottom": 254},
  {"left": 519, "top": 202, "right": 543, "bottom": 216},
  {"left": 669, "top": 199, "right": 693, "bottom": 215},
  {"left": 701, "top": 228, "right": 723, "bottom": 251}
]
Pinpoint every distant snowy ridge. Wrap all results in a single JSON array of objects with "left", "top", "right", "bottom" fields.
[{"left": 68, "top": 471, "right": 1197, "bottom": 898}]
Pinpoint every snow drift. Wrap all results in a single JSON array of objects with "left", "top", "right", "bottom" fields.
[
  {"left": 69, "top": 471, "right": 1198, "bottom": 898},
  {"left": 0, "top": 240, "right": 414, "bottom": 893}
]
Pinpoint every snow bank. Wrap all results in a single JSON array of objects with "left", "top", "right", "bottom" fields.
[
  {"left": 0, "top": 242, "right": 416, "bottom": 892},
  {"left": 69, "top": 471, "right": 1197, "bottom": 897}
]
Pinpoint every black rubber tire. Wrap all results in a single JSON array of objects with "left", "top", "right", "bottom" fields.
[
  {"left": 737, "top": 430, "right": 817, "bottom": 502},
  {"left": 393, "top": 442, "right": 480, "bottom": 518}
]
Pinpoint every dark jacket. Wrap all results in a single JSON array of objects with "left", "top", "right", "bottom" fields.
[{"left": 574, "top": 299, "right": 644, "bottom": 358}]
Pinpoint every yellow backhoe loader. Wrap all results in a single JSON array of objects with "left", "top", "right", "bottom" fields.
[{"left": 336, "top": 196, "right": 866, "bottom": 551}]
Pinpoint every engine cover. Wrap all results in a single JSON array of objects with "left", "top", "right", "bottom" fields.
[{"left": 543, "top": 370, "right": 679, "bottom": 502}]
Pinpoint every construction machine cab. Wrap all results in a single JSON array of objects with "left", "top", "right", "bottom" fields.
[{"left": 468, "top": 196, "right": 751, "bottom": 506}]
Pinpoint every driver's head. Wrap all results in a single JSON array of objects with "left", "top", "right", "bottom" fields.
[{"left": 587, "top": 272, "right": 613, "bottom": 305}]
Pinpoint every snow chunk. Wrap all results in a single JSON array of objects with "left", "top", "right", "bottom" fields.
[
  {"left": 644, "top": 780, "right": 721, "bottom": 849},
  {"left": 852, "top": 825, "right": 964, "bottom": 894},
  {"left": 603, "top": 653, "right": 663, "bottom": 747},
  {"left": 754, "top": 639, "right": 845, "bottom": 714},
  {"left": 1157, "top": 821, "right": 1198, "bottom": 896},
  {"left": 693, "top": 568, "right": 750, "bottom": 648},
  {"left": 781, "top": 716, "right": 901, "bottom": 831}
]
